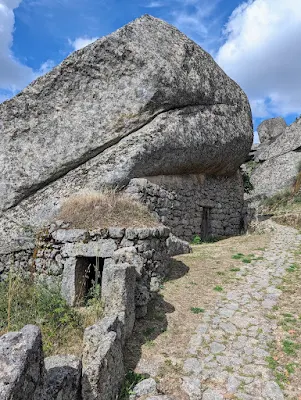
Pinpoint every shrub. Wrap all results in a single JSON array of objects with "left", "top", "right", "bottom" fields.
[
  {"left": 57, "top": 189, "right": 158, "bottom": 230},
  {"left": 192, "top": 235, "right": 201, "bottom": 245},
  {"left": 242, "top": 170, "right": 254, "bottom": 194}
]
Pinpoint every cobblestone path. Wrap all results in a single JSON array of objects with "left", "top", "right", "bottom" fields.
[{"left": 181, "top": 222, "right": 301, "bottom": 400}]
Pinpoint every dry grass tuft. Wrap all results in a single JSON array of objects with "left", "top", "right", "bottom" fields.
[{"left": 57, "top": 190, "right": 159, "bottom": 230}]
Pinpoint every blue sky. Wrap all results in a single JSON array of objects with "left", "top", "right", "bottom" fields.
[{"left": 1, "top": 0, "right": 301, "bottom": 142}]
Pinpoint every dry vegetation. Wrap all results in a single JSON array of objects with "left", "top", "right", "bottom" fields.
[
  {"left": 124, "top": 232, "right": 270, "bottom": 399},
  {"left": 57, "top": 190, "right": 159, "bottom": 229}
]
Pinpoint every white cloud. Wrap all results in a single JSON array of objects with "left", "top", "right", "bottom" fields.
[
  {"left": 146, "top": 1, "right": 163, "bottom": 7},
  {"left": 69, "top": 36, "right": 98, "bottom": 51},
  {"left": 0, "top": 0, "right": 35, "bottom": 91},
  {"left": 38, "top": 59, "right": 55, "bottom": 75},
  {"left": 169, "top": 0, "right": 222, "bottom": 52},
  {"left": 254, "top": 131, "right": 259, "bottom": 144},
  {"left": 216, "top": 0, "right": 301, "bottom": 118}
]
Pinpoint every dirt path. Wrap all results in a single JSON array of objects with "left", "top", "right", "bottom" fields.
[{"left": 125, "top": 221, "right": 301, "bottom": 399}]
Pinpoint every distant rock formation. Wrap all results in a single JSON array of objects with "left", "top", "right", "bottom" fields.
[
  {"left": 257, "top": 117, "right": 287, "bottom": 143},
  {"left": 0, "top": 15, "right": 253, "bottom": 254},
  {"left": 248, "top": 116, "right": 301, "bottom": 198}
]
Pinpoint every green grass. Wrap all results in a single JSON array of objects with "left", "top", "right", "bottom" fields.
[
  {"left": 232, "top": 253, "right": 244, "bottom": 260},
  {"left": 282, "top": 339, "right": 301, "bottom": 356},
  {"left": 190, "top": 307, "right": 205, "bottom": 314},
  {"left": 286, "top": 263, "right": 299, "bottom": 273},
  {"left": 286, "top": 363, "right": 297, "bottom": 374},
  {"left": 191, "top": 235, "right": 221, "bottom": 245},
  {"left": 231, "top": 253, "right": 263, "bottom": 264},
  {"left": 230, "top": 267, "right": 241, "bottom": 272},
  {"left": 266, "top": 356, "right": 278, "bottom": 370},
  {"left": 275, "top": 371, "right": 288, "bottom": 389},
  {"left": 119, "top": 370, "right": 147, "bottom": 399},
  {"left": 213, "top": 286, "right": 223, "bottom": 292},
  {"left": 0, "top": 275, "right": 102, "bottom": 356}
]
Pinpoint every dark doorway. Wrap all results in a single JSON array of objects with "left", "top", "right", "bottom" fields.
[
  {"left": 200, "top": 207, "right": 211, "bottom": 240},
  {"left": 74, "top": 256, "right": 104, "bottom": 305}
]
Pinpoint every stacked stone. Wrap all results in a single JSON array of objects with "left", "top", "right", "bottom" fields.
[{"left": 126, "top": 172, "right": 244, "bottom": 242}]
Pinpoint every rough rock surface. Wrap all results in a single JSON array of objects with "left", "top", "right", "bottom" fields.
[
  {"left": 248, "top": 117, "right": 301, "bottom": 198},
  {"left": 257, "top": 117, "right": 287, "bottom": 143},
  {"left": 0, "top": 14, "right": 252, "bottom": 254},
  {"left": 257, "top": 117, "right": 301, "bottom": 161},
  {"left": 251, "top": 151, "right": 301, "bottom": 199},
  {"left": 42, "top": 355, "right": 82, "bottom": 400},
  {"left": 0, "top": 325, "right": 44, "bottom": 400},
  {"left": 130, "top": 378, "right": 158, "bottom": 399},
  {"left": 81, "top": 316, "right": 124, "bottom": 400}
]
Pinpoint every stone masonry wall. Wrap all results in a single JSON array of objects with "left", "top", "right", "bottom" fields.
[
  {"left": 0, "top": 223, "right": 190, "bottom": 318},
  {"left": 0, "top": 232, "right": 190, "bottom": 400},
  {"left": 125, "top": 172, "right": 245, "bottom": 242}
]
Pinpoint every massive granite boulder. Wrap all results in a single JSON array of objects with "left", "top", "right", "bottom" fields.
[
  {"left": 249, "top": 117, "right": 301, "bottom": 198},
  {"left": 0, "top": 15, "right": 253, "bottom": 254}
]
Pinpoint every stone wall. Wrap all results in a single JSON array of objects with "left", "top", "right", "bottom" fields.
[
  {"left": 0, "top": 229, "right": 190, "bottom": 399},
  {"left": 126, "top": 172, "right": 245, "bottom": 242},
  {"left": 0, "top": 223, "right": 190, "bottom": 316}
]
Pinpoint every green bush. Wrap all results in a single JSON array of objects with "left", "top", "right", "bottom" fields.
[
  {"left": 192, "top": 235, "right": 201, "bottom": 245},
  {"left": 242, "top": 170, "right": 254, "bottom": 194}
]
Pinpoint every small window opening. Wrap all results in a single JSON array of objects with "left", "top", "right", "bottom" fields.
[
  {"left": 74, "top": 256, "right": 104, "bottom": 305},
  {"left": 200, "top": 207, "right": 211, "bottom": 240}
]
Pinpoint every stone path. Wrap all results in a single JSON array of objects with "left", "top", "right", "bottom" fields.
[{"left": 181, "top": 221, "right": 301, "bottom": 400}]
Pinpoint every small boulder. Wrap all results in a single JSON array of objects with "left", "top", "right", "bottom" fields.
[{"left": 130, "top": 378, "right": 157, "bottom": 399}]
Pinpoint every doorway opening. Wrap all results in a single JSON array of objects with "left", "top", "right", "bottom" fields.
[
  {"left": 200, "top": 207, "right": 211, "bottom": 240},
  {"left": 74, "top": 256, "right": 104, "bottom": 305}
]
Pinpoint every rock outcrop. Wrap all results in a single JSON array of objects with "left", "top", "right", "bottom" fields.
[
  {"left": 249, "top": 116, "right": 301, "bottom": 198},
  {"left": 0, "top": 14, "right": 253, "bottom": 254},
  {"left": 257, "top": 117, "right": 287, "bottom": 144}
]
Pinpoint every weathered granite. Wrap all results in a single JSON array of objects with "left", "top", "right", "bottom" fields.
[
  {"left": 0, "top": 325, "right": 44, "bottom": 400},
  {"left": 0, "top": 14, "right": 252, "bottom": 255},
  {"left": 258, "top": 117, "right": 301, "bottom": 161},
  {"left": 251, "top": 151, "right": 301, "bottom": 198},
  {"left": 130, "top": 378, "right": 158, "bottom": 398},
  {"left": 81, "top": 316, "right": 124, "bottom": 400},
  {"left": 102, "top": 256, "right": 136, "bottom": 339},
  {"left": 249, "top": 117, "right": 301, "bottom": 198},
  {"left": 42, "top": 355, "right": 82, "bottom": 400},
  {"left": 258, "top": 117, "right": 287, "bottom": 143}
]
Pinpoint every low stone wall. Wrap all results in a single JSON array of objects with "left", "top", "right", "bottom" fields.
[
  {"left": 0, "top": 223, "right": 190, "bottom": 316},
  {"left": 0, "top": 226, "right": 190, "bottom": 399},
  {"left": 125, "top": 172, "right": 245, "bottom": 242}
]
